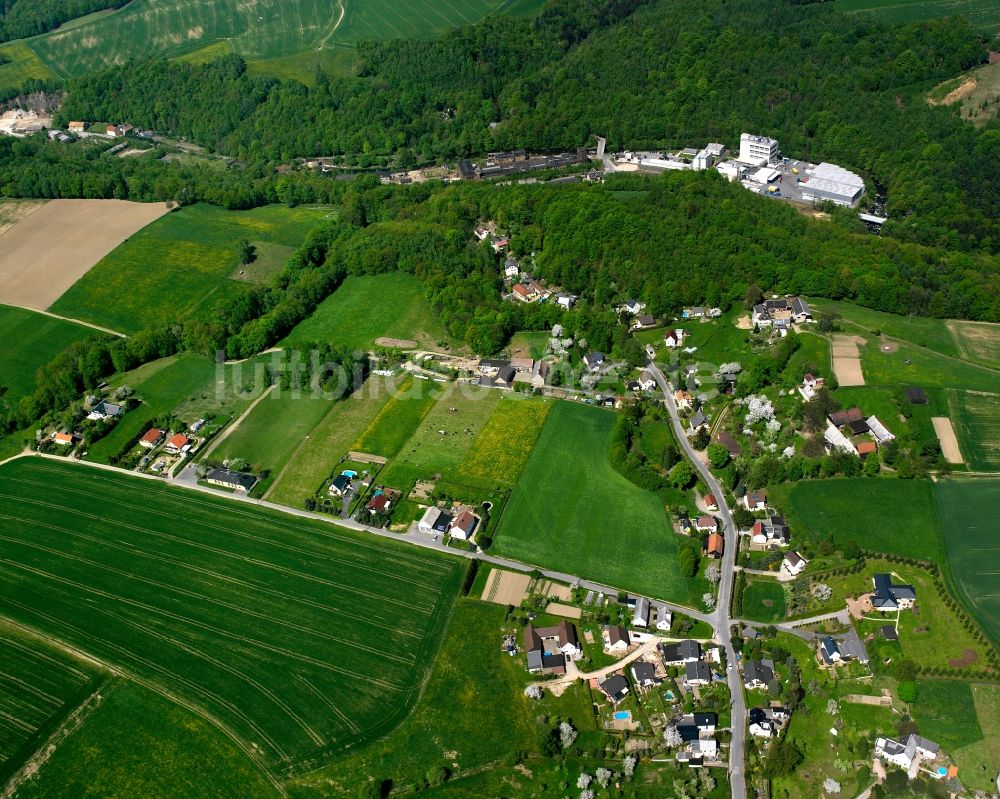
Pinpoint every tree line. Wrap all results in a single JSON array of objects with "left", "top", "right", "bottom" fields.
[{"left": 0, "top": 0, "right": 130, "bottom": 42}]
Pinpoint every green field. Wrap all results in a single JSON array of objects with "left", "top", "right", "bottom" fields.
[
  {"left": 0, "top": 305, "right": 97, "bottom": 407},
  {"left": 210, "top": 391, "right": 335, "bottom": 476},
  {"left": 265, "top": 377, "right": 393, "bottom": 508},
  {"left": 0, "top": 624, "right": 102, "bottom": 785},
  {"left": 948, "top": 389, "right": 1000, "bottom": 471},
  {"left": 492, "top": 402, "right": 688, "bottom": 601},
  {"left": 937, "top": 477, "right": 1000, "bottom": 647},
  {"left": 857, "top": 335, "right": 999, "bottom": 394},
  {"left": 15, "top": 680, "right": 281, "bottom": 799},
  {"left": 459, "top": 395, "right": 552, "bottom": 485},
  {"left": 289, "top": 599, "right": 594, "bottom": 797},
  {"left": 738, "top": 578, "right": 786, "bottom": 623},
  {"left": 0, "top": 458, "right": 465, "bottom": 776},
  {"left": 767, "top": 478, "right": 944, "bottom": 561},
  {"left": 50, "top": 204, "right": 330, "bottom": 333},
  {"left": 833, "top": 0, "right": 1000, "bottom": 32},
  {"left": 280, "top": 272, "right": 450, "bottom": 352},
  {"left": 1, "top": 0, "right": 536, "bottom": 90},
  {"left": 351, "top": 376, "right": 440, "bottom": 458}
]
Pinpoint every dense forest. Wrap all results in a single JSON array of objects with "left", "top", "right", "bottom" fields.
[
  {"left": 0, "top": 0, "right": 129, "bottom": 42},
  {"left": 52, "top": 0, "right": 1000, "bottom": 255}
]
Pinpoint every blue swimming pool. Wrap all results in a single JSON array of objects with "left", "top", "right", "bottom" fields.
[
  {"left": 342, "top": 469, "right": 358, "bottom": 478},
  {"left": 613, "top": 711, "right": 631, "bottom": 721}
]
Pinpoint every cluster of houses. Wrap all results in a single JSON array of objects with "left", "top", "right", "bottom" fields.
[
  {"left": 681, "top": 306, "right": 723, "bottom": 321},
  {"left": 677, "top": 511, "right": 726, "bottom": 558},
  {"left": 751, "top": 297, "right": 812, "bottom": 330},
  {"left": 477, "top": 357, "right": 550, "bottom": 389},
  {"left": 48, "top": 398, "right": 129, "bottom": 449},
  {"left": 823, "top": 406, "right": 895, "bottom": 458},
  {"left": 417, "top": 504, "right": 481, "bottom": 541}
]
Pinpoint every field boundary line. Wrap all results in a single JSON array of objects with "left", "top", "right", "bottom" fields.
[
  {"left": 199, "top": 382, "right": 276, "bottom": 460},
  {"left": 263, "top": 398, "right": 341, "bottom": 501},
  {"left": 18, "top": 306, "right": 128, "bottom": 338}
]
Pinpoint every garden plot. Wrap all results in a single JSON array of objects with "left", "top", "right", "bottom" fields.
[
  {"left": 480, "top": 569, "right": 531, "bottom": 605},
  {"left": 830, "top": 334, "right": 866, "bottom": 386},
  {"left": 932, "top": 417, "right": 964, "bottom": 464}
]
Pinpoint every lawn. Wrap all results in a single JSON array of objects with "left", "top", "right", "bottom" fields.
[
  {"left": 0, "top": 624, "right": 102, "bottom": 785},
  {"left": 351, "top": 376, "right": 441, "bottom": 458},
  {"left": 0, "top": 458, "right": 465, "bottom": 776},
  {"left": 50, "top": 204, "right": 330, "bottom": 333},
  {"left": 508, "top": 330, "right": 551, "bottom": 360},
  {"left": 948, "top": 389, "right": 1000, "bottom": 471},
  {"left": 937, "top": 477, "right": 1000, "bottom": 648},
  {"left": 679, "top": 312, "right": 752, "bottom": 369},
  {"left": 210, "top": 391, "right": 336, "bottom": 475},
  {"left": 767, "top": 478, "right": 944, "bottom": 561},
  {"left": 14, "top": 680, "right": 280, "bottom": 799},
  {"left": 946, "top": 319, "right": 1000, "bottom": 369},
  {"left": 638, "top": 420, "right": 675, "bottom": 463},
  {"left": 287, "top": 599, "right": 591, "bottom": 796},
  {"left": 0, "top": 42, "right": 57, "bottom": 93},
  {"left": 279, "top": 272, "right": 451, "bottom": 352},
  {"left": 84, "top": 352, "right": 227, "bottom": 463},
  {"left": 857, "top": 336, "right": 999, "bottom": 394},
  {"left": 911, "top": 680, "right": 981, "bottom": 753},
  {"left": 459, "top": 394, "right": 552, "bottom": 486},
  {"left": 781, "top": 330, "right": 830, "bottom": 383},
  {"left": 952, "top": 684, "right": 1000, "bottom": 792},
  {"left": 265, "top": 377, "right": 393, "bottom": 508},
  {"left": 0, "top": 304, "right": 97, "bottom": 406},
  {"left": 833, "top": 0, "right": 1000, "bottom": 32},
  {"left": 738, "top": 578, "right": 786, "bottom": 623},
  {"left": 492, "top": 402, "right": 689, "bottom": 602}
]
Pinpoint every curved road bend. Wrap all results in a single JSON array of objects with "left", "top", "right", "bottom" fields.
[{"left": 647, "top": 360, "right": 747, "bottom": 799}]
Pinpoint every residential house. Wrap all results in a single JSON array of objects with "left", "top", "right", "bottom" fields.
[
  {"left": 556, "top": 293, "right": 577, "bottom": 309},
  {"left": 205, "top": 468, "right": 257, "bottom": 492},
  {"left": 748, "top": 707, "right": 777, "bottom": 738},
  {"left": 867, "top": 416, "right": 895, "bottom": 445},
  {"left": 654, "top": 603, "right": 673, "bottom": 631},
  {"left": 659, "top": 639, "right": 701, "bottom": 666},
  {"left": 799, "top": 373, "right": 826, "bottom": 401},
  {"left": 449, "top": 507, "right": 480, "bottom": 540},
  {"left": 664, "top": 329, "right": 685, "bottom": 348},
  {"left": 703, "top": 492, "right": 719, "bottom": 511},
  {"left": 494, "top": 365, "right": 516, "bottom": 387},
  {"left": 684, "top": 661, "right": 712, "bottom": 686},
  {"left": 529, "top": 360, "right": 550, "bottom": 388},
  {"left": 478, "top": 358, "right": 508, "bottom": 374},
  {"left": 743, "top": 489, "right": 767, "bottom": 511},
  {"left": 86, "top": 400, "right": 123, "bottom": 421},
  {"left": 631, "top": 314, "right": 657, "bottom": 331},
  {"left": 683, "top": 307, "right": 706, "bottom": 319},
  {"left": 708, "top": 307, "right": 723, "bottom": 318},
  {"left": 752, "top": 297, "right": 811, "bottom": 328},
  {"left": 692, "top": 712, "right": 718, "bottom": 735},
  {"left": 68, "top": 121, "right": 86, "bottom": 134},
  {"left": 695, "top": 515, "right": 718, "bottom": 533},
  {"left": 781, "top": 551, "right": 807, "bottom": 577},
  {"left": 747, "top": 515, "right": 790, "bottom": 547},
  {"left": 631, "top": 662, "right": 661, "bottom": 691},
  {"left": 715, "top": 430, "right": 741, "bottom": 459},
  {"left": 688, "top": 410, "right": 708, "bottom": 432},
  {"left": 632, "top": 596, "right": 650, "bottom": 627},
  {"left": 603, "top": 625, "right": 631, "bottom": 653},
  {"left": 599, "top": 674, "right": 630, "bottom": 704},
  {"left": 490, "top": 236, "right": 508, "bottom": 253},
  {"left": 328, "top": 474, "right": 351, "bottom": 497},
  {"left": 511, "top": 283, "right": 533, "bottom": 302},
  {"left": 743, "top": 659, "right": 774, "bottom": 690},
  {"left": 523, "top": 621, "right": 581, "bottom": 674},
  {"left": 677, "top": 738, "right": 718, "bottom": 767},
  {"left": 871, "top": 574, "right": 916, "bottom": 611},
  {"left": 875, "top": 734, "right": 940, "bottom": 770},
  {"left": 675, "top": 390, "right": 693, "bottom": 410},
  {"left": 52, "top": 432, "right": 76, "bottom": 446},
  {"left": 417, "top": 506, "right": 453, "bottom": 535},
  {"left": 503, "top": 257, "right": 520, "bottom": 279},
  {"left": 619, "top": 299, "right": 646, "bottom": 316},
  {"left": 473, "top": 225, "right": 490, "bottom": 241},
  {"left": 705, "top": 533, "right": 724, "bottom": 559},
  {"left": 525, "top": 278, "right": 547, "bottom": 298},
  {"left": 366, "top": 493, "right": 391, "bottom": 515},
  {"left": 820, "top": 627, "right": 869, "bottom": 665},
  {"left": 636, "top": 371, "right": 656, "bottom": 391},
  {"left": 582, "top": 352, "right": 605, "bottom": 372},
  {"left": 139, "top": 428, "right": 164, "bottom": 449},
  {"left": 164, "top": 433, "right": 189, "bottom": 454}
]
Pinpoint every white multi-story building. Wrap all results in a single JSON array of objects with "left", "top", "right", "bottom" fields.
[{"left": 738, "top": 133, "right": 779, "bottom": 166}]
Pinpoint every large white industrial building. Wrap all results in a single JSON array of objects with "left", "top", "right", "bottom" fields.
[
  {"left": 799, "top": 162, "right": 866, "bottom": 207},
  {"left": 738, "top": 133, "right": 780, "bottom": 166}
]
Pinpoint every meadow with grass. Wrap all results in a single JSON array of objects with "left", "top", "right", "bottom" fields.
[
  {"left": 767, "top": 478, "right": 945, "bottom": 561},
  {"left": 458, "top": 394, "right": 552, "bottom": 486},
  {"left": 0, "top": 305, "right": 96, "bottom": 405},
  {"left": 737, "top": 578, "right": 786, "bottom": 623},
  {"left": 280, "top": 273, "right": 451, "bottom": 352},
  {"left": 938, "top": 477, "right": 1000, "bottom": 647},
  {"left": 948, "top": 389, "right": 1000, "bottom": 471},
  {"left": 833, "top": 0, "right": 1000, "bottom": 31},
  {"left": 492, "top": 402, "right": 688, "bottom": 601},
  {"left": 0, "top": 458, "right": 465, "bottom": 776},
  {"left": 50, "top": 204, "right": 330, "bottom": 333},
  {"left": 350, "top": 376, "right": 440, "bottom": 458}
]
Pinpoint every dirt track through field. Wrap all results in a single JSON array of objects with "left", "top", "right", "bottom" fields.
[
  {"left": 0, "top": 199, "right": 171, "bottom": 310},
  {"left": 932, "top": 417, "right": 964, "bottom": 464},
  {"left": 830, "top": 334, "right": 866, "bottom": 386}
]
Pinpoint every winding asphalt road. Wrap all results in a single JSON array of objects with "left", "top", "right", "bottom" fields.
[{"left": 647, "top": 360, "right": 747, "bottom": 799}]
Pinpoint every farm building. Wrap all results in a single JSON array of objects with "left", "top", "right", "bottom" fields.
[{"left": 205, "top": 468, "right": 257, "bottom": 492}]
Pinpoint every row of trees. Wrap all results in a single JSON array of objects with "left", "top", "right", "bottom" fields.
[{"left": 0, "top": 0, "right": 129, "bottom": 42}]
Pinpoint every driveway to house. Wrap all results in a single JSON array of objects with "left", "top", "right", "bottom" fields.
[
  {"left": 532, "top": 638, "right": 663, "bottom": 693},
  {"left": 647, "top": 359, "right": 747, "bottom": 799}
]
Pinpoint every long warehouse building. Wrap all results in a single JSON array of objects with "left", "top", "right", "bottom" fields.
[{"left": 800, "top": 162, "right": 866, "bottom": 207}]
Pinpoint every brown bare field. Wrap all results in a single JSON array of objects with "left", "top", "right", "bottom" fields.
[
  {"left": 947, "top": 320, "right": 1000, "bottom": 369},
  {"left": 0, "top": 199, "right": 46, "bottom": 236},
  {"left": 481, "top": 568, "right": 530, "bottom": 605},
  {"left": 545, "top": 602, "right": 582, "bottom": 619},
  {"left": 538, "top": 580, "right": 573, "bottom": 601},
  {"left": 831, "top": 334, "right": 866, "bottom": 386},
  {"left": 932, "top": 417, "right": 964, "bottom": 464},
  {"left": 0, "top": 199, "right": 170, "bottom": 310},
  {"left": 375, "top": 336, "right": 418, "bottom": 349}
]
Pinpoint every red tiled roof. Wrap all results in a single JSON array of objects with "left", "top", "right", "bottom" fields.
[
  {"left": 140, "top": 428, "right": 163, "bottom": 444},
  {"left": 167, "top": 433, "right": 187, "bottom": 449},
  {"left": 707, "top": 533, "right": 724, "bottom": 556},
  {"left": 367, "top": 494, "right": 389, "bottom": 511},
  {"left": 857, "top": 441, "right": 877, "bottom": 455}
]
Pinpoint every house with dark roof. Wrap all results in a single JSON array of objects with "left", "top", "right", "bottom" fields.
[
  {"left": 599, "top": 674, "right": 630, "bottom": 704},
  {"left": 631, "top": 661, "right": 660, "bottom": 690},
  {"left": 871, "top": 574, "right": 916, "bottom": 611},
  {"left": 603, "top": 625, "right": 630, "bottom": 653},
  {"left": 366, "top": 493, "right": 391, "bottom": 514},
  {"left": 748, "top": 707, "right": 776, "bottom": 738},
  {"left": 688, "top": 410, "right": 708, "bottom": 432},
  {"left": 205, "top": 468, "right": 257, "bottom": 493},
  {"left": 743, "top": 659, "right": 774, "bottom": 690},
  {"left": 875, "top": 734, "right": 940, "bottom": 770},
  {"left": 659, "top": 639, "right": 701, "bottom": 666},
  {"left": 829, "top": 407, "right": 864, "bottom": 428},
  {"left": 820, "top": 628, "right": 869, "bottom": 665},
  {"left": 328, "top": 474, "right": 351, "bottom": 496},
  {"left": 523, "top": 622, "right": 581, "bottom": 674},
  {"left": 715, "top": 430, "right": 741, "bottom": 458},
  {"left": 495, "top": 365, "right": 516, "bottom": 387},
  {"left": 582, "top": 352, "right": 605, "bottom": 372},
  {"left": 684, "top": 661, "right": 712, "bottom": 686},
  {"left": 747, "top": 515, "right": 790, "bottom": 547},
  {"left": 87, "top": 400, "right": 124, "bottom": 421},
  {"left": 478, "top": 358, "right": 508, "bottom": 374},
  {"left": 781, "top": 550, "right": 807, "bottom": 577}
]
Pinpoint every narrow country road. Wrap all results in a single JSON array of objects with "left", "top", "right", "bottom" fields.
[{"left": 647, "top": 359, "right": 747, "bottom": 799}]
